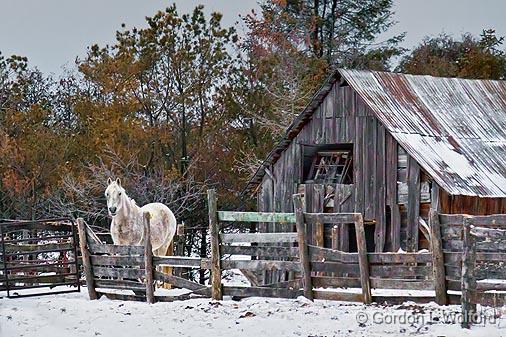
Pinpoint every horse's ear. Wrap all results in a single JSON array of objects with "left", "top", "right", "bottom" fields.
[
  {"left": 116, "top": 178, "right": 121, "bottom": 187},
  {"left": 107, "top": 177, "right": 112, "bottom": 185}
]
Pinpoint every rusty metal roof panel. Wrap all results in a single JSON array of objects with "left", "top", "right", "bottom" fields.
[{"left": 340, "top": 69, "right": 506, "bottom": 197}]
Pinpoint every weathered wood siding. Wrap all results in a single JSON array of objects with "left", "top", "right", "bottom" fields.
[
  {"left": 256, "top": 81, "right": 506, "bottom": 256},
  {"left": 257, "top": 83, "right": 392, "bottom": 252}
]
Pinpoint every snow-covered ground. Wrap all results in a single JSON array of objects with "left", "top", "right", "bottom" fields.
[{"left": 2, "top": 285, "right": 506, "bottom": 337}]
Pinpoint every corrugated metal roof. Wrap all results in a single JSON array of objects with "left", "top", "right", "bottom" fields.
[
  {"left": 341, "top": 69, "right": 506, "bottom": 197},
  {"left": 244, "top": 69, "right": 506, "bottom": 198}
]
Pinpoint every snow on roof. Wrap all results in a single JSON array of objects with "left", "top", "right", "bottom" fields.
[{"left": 244, "top": 69, "right": 506, "bottom": 198}]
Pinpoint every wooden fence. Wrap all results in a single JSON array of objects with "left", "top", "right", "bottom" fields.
[
  {"left": 76, "top": 188, "right": 506, "bottom": 326},
  {"left": 460, "top": 216, "right": 506, "bottom": 328},
  {"left": 207, "top": 191, "right": 436, "bottom": 304},
  {"left": 0, "top": 218, "right": 80, "bottom": 298},
  {"left": 78, "top": 213, "right": 211, "bottom": 303}
]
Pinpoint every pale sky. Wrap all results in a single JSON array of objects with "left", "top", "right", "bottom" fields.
[{"left": 0, "top": 0, "right": 505, "bottom": 75}]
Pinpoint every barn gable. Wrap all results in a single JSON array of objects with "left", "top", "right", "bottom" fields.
[{"left": 246, "top": 69, "right": 506, "bottom": 198}]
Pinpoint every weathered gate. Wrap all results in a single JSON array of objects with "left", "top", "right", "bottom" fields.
[{"left": 0, "top": 218, "right": 80, "bottom": 298}]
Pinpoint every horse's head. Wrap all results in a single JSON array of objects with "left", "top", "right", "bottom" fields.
[{"left": 105, "top": 178, "right": 125, "bottom": 217}]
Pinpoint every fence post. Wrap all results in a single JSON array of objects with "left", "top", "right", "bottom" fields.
[
  {"left": 429, "top": 209, "right": 447, "bottom": 305},
  {"left": 354, "top": 214, "right": 372, "bottom": 304},
  {"left": 76, "top": 218, "right": 97, "bottom": 300},
  {"left": 208, "top": 189, "right": 223, "bottom": 300},
  {"left": 461, "top": 216, "right": 476, "bottom": 329},
  {"left": 143, "top": 212, "right": 155, "bottom": 304},
  {"left": 293, "top": 194, "right": 314, "bottom": 301}
]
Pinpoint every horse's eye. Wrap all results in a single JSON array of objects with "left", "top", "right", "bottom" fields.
[{"left": 119, "top": 192, "right": 122, "bottom": 196}]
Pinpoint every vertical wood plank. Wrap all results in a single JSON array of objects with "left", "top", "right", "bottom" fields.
[
  {"left": 387, "top": 139, "right": 401, "bottom": 252},
  {"left": 429, "top": 209, "right": 447, "bottom": 305},
  {"left": 314, "top": 184, "right": 325, "bottom": 248},
  {"left": 76, "top": 218, "right": 98, "bottom": 300},
  {"left": 208, "top": 189, "right": 223, "bottom": 300},
  {"left": 331, "top": 226, "right": 339, "bottom": 250},
  {"left": 293, "top": 194, "right": 313, "bottom": 301},
  {"left": 143, "top": 212, "right": 155, "bottom": 304},
  {"left": 431, "top": 183, "right": 440, "bottom": 212},
  {"left": 375, "top": 123, "right": 386, "bottom": 252},
  {"left": 461, "top": 216, "right": 477, "bottom": 329},
  {"left": 354, "top": 214, "right": 372, "bottom": 304},
  {"left": 407, "top": 156, "right": 421, "bottom": 252}
]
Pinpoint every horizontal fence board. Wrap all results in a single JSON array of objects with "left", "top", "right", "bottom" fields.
[
  {"left": 470, "top": 215, "right": 506, "bottom": 226},
  {"left": 308, "top": 245, "right": 432, "bottom": 264},
  {"left": 1, "top": 222, "right": 73, "bottom": 233},
  {"left": 370, "top": 278, "right": 435, "bottom": 290},
  {"left": 220, "top": 260, "right": 301, "bottom": 272},
  {"left": 475, "top": 241, "right": 506, "bottom": 252},
  {"left": 311, "top": 261, "right": 359, "bottom": 275},
  {"left": 312, "top": 261, "right": 429, "bottom": 278},
  {"left": 312, "top": 276, "right": 361, "bottom": 288},
  {"left": 97, "top": 292, "right": 146, "bottom": 302},
  {"left": 94, "top": 279, "right": 145, "bottom": 291},
  {"left": 3, "top": 234, "right": 73, "bottom": 244},
  {"left": 154, "top": 271, "right": 211, "bottom": 294},
  {"left": 6, "top": 281, "right": 79, "bottom": 291},
  {"left": 217, "top": 211, "right": 295, "bottom": 223},
  {"left": 4, "top": 260, "right": 75, "bottom": 271},
  {"left": 304, "top": 213, "right": 357, "bottom": 224},
  {"left": 373, "top": 296, "right": 436, "bottom": 305},
  {"left": 472, "top": 226, "right": 506, "bottom": 240},
  {"left": 476, "top": 281, "right": 506, "bottom": 291},
  {"left": 220, "top": 233, "right": 298, "bottom": 244},
  {"left": 88, "top": 243, "right": 143, "bottom": 255},
  {"left": 370, "top": 265, "right": 432, "bottom": 278},
  {"left": 93, "top": 266, "right": 145, "bottom": 279},
  {"left": 222, "top": 286, "right": 302, "bottom": 299},
  {"left": 91, "top": 255, "right": 143, "bottom": 267},
  {"left": 313, "top": 290, "right": 363, "bottom": 302},
  {"left": 443, "top": 252, "right": 506, "bottom": 264},
  {"left": 3, "top": 245, "right": 74, "bottom": 256},
  {"left": 6, "top": 273, "right": 77, "bottom": 283},
  {"left": 308, "top": 245, "right": 358, "bottom": 263},
  {"left": 221, "top": 245, "right": 300, "bottom": 258},
  {"left": 153, "top": 256, "right": 203, "bottom": 268}
]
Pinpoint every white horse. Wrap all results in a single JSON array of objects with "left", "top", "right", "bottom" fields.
[{"left": 104, "top": 178, "right": 176, "bottom": 262}]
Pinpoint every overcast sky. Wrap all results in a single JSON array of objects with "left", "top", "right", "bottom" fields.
[{"left": 1, "top": 0, "right": 505, "bottom": 75}]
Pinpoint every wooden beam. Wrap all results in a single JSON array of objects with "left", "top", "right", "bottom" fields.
[
  {"left": 143, "top": 212, "right": 155, "bottom": 304},
  {"left": 207, "top": 189, "right": 222, "bottom": 300},
  {"left": 406, "top": 156, "right": 420, "bottom": 252},
  {"left": 293, "top": 194, "right": 313, "bottom": 301},
  {"left": 354, "top": 214, "right": 372, "bottom": 304},
  {"left": 304, "top": 213, "right": 357, "bottom": 224},
  {"left": 217, "top": 211, "right": 295, "bottom": 223},
  {"left": 220, "top": 233, "right": 298, "bottom": 244},
  {"left": 429, "top": 209, "right": 447, "bottom": 305},
  {"left": 461, "top": 217, "right": 477, "bottom": 329},
  {"left": 76, "top": 218, "right": 97, "bottom": 300}
]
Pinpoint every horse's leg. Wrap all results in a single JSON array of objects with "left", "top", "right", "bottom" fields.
[{"left": 161, "top": 241, "right": 173, "bottom": 289}]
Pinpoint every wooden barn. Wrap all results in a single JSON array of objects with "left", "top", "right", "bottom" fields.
[{"left": 244, "top": 69, "right": 506, "bottom": 254}]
